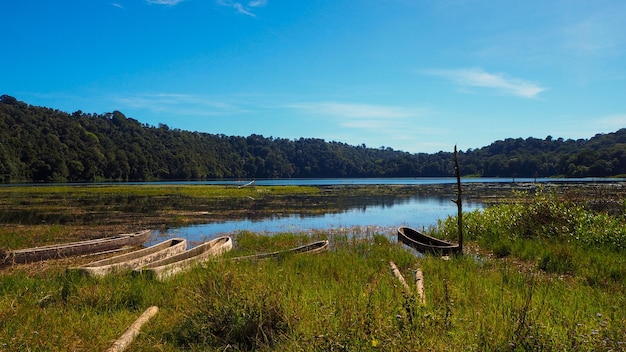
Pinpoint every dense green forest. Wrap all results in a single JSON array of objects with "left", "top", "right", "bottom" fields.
[{"left": 1, "top": 94, "right": 625, "bottom": 183}]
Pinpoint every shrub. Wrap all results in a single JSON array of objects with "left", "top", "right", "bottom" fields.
[{"left": 437, "top": 187, "right": 626, "bottom": 253}]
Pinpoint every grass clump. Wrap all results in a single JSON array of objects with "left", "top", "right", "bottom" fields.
[
  {"left": 537, "top": 245, "right": 576, "bottom": 275},
  {"left": 171, "top": 266, "right": 291, "bottom": 350},
  {"left": 436, "top": 187, "right": 626, "bottom": 287}
]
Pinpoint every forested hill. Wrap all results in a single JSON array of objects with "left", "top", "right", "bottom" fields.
[{"left": 1, "top": 95, "right": 625, "bottom": 183}]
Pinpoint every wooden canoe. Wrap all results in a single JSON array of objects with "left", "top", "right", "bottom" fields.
[
  {"left": 135, "top": 236, "right": 232, "bottom": 280},
  {"left": 397, "top": 226, "right": 459, "bottom": 256},
  {"left": 232, "top": 239, "right": 329, "bottom": 261},
  {"left": 1, "top": 230, "right": 152, "bottom": 265},
  {"left": 69, "top": 238, "right": 187, "bottom": 277}
]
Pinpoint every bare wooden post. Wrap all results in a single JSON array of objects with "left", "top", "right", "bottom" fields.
[
  {"left": 106, "top": 306, "right": 159, "bottom": 352},
  {"left": 452, "top": 145, "right": 463, "bottom": 254},
  {"left": 414, "top": 268, "right": 426, "bottom": 305}
]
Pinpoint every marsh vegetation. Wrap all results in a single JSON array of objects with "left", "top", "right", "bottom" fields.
[{"left": 0, "top": 183, "right": 624, "bottom": 351}]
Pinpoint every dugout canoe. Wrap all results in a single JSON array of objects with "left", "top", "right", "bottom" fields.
[
  {"left": 232, "top": 239, "right": 329, "bottom": 261},
  {"left": 135, "top": 236, "right": 232, "bottom": 280},
  {"left": 1, "top": 230, "right": 152, "bottom": 265},
  {"left": 69, "top": 238, "right": 187, "bottom": 277},
  {"left": 397, "top": 226, "right": 459, "bottom": 256}
]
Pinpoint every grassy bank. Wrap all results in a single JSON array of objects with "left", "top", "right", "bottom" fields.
[
  {"left": 1, "top": 235, "right": 624, "bottom": 350},
  {"left": 0, "top": 184, "right": 625, "bottom": 350}
]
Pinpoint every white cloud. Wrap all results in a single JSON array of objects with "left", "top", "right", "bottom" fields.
[
  {"left": 115, "top": 93, "right": 251, "bottom": 117},
  {"left": 111, "top": 3, "right": 124, "bottom": 9},
  {"left": 247, "top": 0, "right": 267, "bottom": 7},
  {"left": 286, "top": 101, "right": 428, "bottom": 135},
  {"left": 424, "top": 68, "right": 546, "bottom": 98},
  {"left": 146, "top": 0, "right": 184, "bottom": 5},
  {"left": 287, "top": 102, "right": 420, "bottom": 119},
  {"left": 217, "top": 0, "right": 266, "bottom": 17},
  {"left": 598, "top": 113, "right": 626, "bottom": 130}
]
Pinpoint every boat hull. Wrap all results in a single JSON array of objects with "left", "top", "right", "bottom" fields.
[
  {"left": 397, "top": 226, "right": 459, "bottom": 255},
  {"left": 1, "top": 230, "right": 152, "bottom": 265},
  {"left": 69, "top": 238, "right": 187, "bottom": 277},
  {"left": 232, "top": 240, "right": 329, "bottom": 260},
  {"left": 136, "top": 236, "right": 232, "bottom": 280}
]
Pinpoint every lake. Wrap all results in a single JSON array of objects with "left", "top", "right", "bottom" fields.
[
  {"left": 117, "top": 176, "right": 617, "bottom": 187},
  {"left": 150, "top": 194, "right": 484, "bottom": 244},
  {"left": 4, "top": 176, "right": 618, "bottom": 245},
  {"left": 144, "top": 177, "right": 624, "bottom": 244}
]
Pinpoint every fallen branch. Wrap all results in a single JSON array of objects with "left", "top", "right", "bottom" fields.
[{"left": 106, "top": 306, "right": 159, "bottom": 352}]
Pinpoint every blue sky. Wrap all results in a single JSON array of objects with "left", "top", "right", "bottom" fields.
[{"left": 2, "top": 1, "right": 625, "bottom": 153}]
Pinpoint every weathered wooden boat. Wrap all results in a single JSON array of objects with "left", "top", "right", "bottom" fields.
[
  {"left": 69, "top": 238, "right": 187, "bottom": 277},
  {"left": 232, "top": 239, "right": 329, "bottom": 261},
  {"left": 397, "top": 226, "right": 459, "bottom": 256},
  {"left": 237, "top": 179, "right": 255, "bottom": 188},
  {"left": 1, "top": 230, "right": 152, "bottom": 265},
  {"left": 135, "top": 236, "right": 232, "bottom": 280}
]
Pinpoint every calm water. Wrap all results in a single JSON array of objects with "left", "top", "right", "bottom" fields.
[
  {"left": 96, "top": 176, "right": 622, "bottom": 187},
  {"left": 5, "top": 176, "right": 620, "bottom": 188},
  {"left": 6, "top": 176, "right": 617, "bottom": 244},
  {"left": 150, "top": 195, "right": 484, "bottom": 244},
  {"left": 144, "top": 177, "right": 625, "bottom": 244}
]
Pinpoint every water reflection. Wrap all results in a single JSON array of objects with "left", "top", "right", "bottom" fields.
[{"left": 151, "top": 195, "right": 483, "bottom": 244}]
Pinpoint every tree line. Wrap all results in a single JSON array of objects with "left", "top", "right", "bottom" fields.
[{"left": 1, "top": 95, "right": 625, "bottom": 183}]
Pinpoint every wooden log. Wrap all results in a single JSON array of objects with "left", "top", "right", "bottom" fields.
[
  {"left": 414, "top": 269, "right": 426, "bottom": 305},
  {"left": 389, "top": 261, "right": 411, "bottom": 293},
  {"left": 106, "top": 306, "right": 159, "bottom": 352}
]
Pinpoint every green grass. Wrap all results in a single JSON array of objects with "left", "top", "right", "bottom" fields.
[
  {"left": 1, "top": 186, "right": 625, "bottom": 350},
  {"left": 1, "top": 228, "right": 624, "bottom": 351},
  {"left": 435, "top": 187, "right": 626, "bottom": 290}
]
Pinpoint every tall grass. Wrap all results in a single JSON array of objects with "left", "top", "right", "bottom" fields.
[
  {"left": 435, "top": 187, "right": 626, "bottom": 288},
  {"left": 1, "top": 201, "right": 625, "bottom": 350}
]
